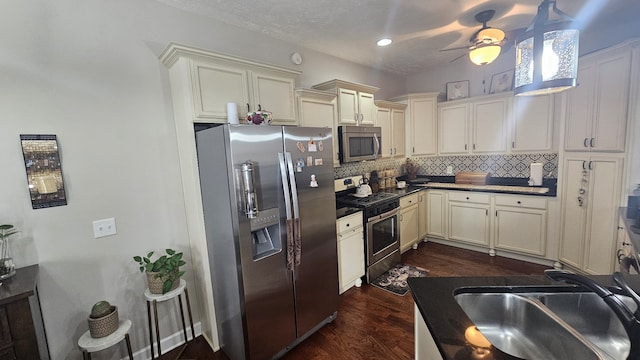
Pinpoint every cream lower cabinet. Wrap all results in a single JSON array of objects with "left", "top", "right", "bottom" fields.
[
  {"left": 296, "top": 89, "right": 339, "bottom": 166},
  {"left": 559, "top": 156, "right": 623, "bottom": 274},
  {"left": 400, "top": 193, "right": 420, "bottom": 253},
  {"left": 448, "top": 192, "right": 491, "bottom": 246},
  {"left": 426, "top": 190, "right": 446, "bottom": 239},
  {"left": 415, "top": 304, "right": 444, "bottom": 360},
  {"left": 418, "top": 190, "right": 428, "bottom": 240},
  {"left": 494, "top": 195, "right": 547, "bottom": 256},
  {"left": 336, "top": 212, "right": 364, "bottom": 293}
]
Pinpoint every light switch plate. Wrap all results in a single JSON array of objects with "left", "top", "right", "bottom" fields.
[
  {"left": 93, "top": 218, "right": 117, "bottom": 238},
  {"left": 446, "top": 166, "right": 453, "bottom": 175}
]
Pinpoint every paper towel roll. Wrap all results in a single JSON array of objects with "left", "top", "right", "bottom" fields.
[
  {"left": 530, "top": 163, "right": 543, "bottom": 186},
  {"left": 227, "top": 102, "right": 239, "bottom": 124}
]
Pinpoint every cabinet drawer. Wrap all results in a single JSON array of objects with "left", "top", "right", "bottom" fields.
[
  {"left": 337, "top": 212, "right": 363, "bottom": 234},
  {"left": 400, "top": 193, "right": 419, "bottom": 208},
  {"left": 495, "top": 195, "right": 547, "bottom": 209},
  {"left": 448, "top": 191, "right": 490, "bottom": 204}
]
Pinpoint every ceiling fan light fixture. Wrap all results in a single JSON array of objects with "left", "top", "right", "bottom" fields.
[
  {"left": 514, "top": 0, "right": 579, "bottom": 96},
  {"left": 469, "top": 44, "right": 501, "bottom": 65},
  {"left": 476, "top": 28, "right": 505, "bottom": 43}
]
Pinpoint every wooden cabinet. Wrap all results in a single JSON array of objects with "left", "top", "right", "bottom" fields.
[
  {"left": 375, "top": 100, "right": 406, "bottom": 158},
  {"left": 494, "top": 195, "right": 548, "bottom": 256},
  {"left": 447, "top": 192, "right": 491, "bottom": 246},
  {"left": 388, "top": 93, "right": 439, "bottom": 156},
  {"left": 0, "top": 265, "right": 49, "bottom": 360},
  {"left": 336, "top": 212, "right": 364, "bottom": 293},
  {"left": 296, "top": 89, "right": 339, "bottom": 166},
  {"left": 564, "top": 47, "right": 631, "bottom": 152},
  {"left": 559, "top": 156, "right": 623, "bottom": 274},
  {"left": 426, "top": 190, "right": 446, "bottom": 239},
  {"left": 418, "top": 190, "right": 428, "bottom": 241},
  {"left": 400, "top": 193, "right": 420, "bottom": 253},
  {"left": 438, "top": 94, "right": 509, "bottom": 154},
  {"left": 511, "top": 94, "right": 554, "bottom": 152},
  {"left": 188, "top": 58, "right": 298, "bottom": 125},
  {"left": 313, "top": 79, "right": 379, "bottom": 126}
]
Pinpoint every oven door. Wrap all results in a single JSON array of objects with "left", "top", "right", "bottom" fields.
[{"left": 366, "top": 207, "right": 399, "bottom": 265}]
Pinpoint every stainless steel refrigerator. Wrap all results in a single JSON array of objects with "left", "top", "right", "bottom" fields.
[{"left": 196, "top": 124, "right": 339, "bottom": 360}]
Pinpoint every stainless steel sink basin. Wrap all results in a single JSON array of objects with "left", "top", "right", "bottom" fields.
[{"left": 454, "top": 289, "right": 636, "bottom": 360}]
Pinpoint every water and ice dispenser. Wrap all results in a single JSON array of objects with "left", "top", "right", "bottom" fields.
[{"left": 250, "top": 208, "right": 281, "bottom": 260}]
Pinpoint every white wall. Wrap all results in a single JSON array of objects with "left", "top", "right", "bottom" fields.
[{"left": 0, "top": 0, "right": 403, "bottom": 359}]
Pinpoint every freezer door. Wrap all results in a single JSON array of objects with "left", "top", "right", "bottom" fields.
[{"left": 283, "top": 126, "right": 340, "bottom": 336}]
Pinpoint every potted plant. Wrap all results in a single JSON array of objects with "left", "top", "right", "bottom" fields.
[
  {"left": 133, "top": 249, "right": 186, "bottom": 294},
  {"left": 0, "top": 224, "right": 18, "bottom": 280}
]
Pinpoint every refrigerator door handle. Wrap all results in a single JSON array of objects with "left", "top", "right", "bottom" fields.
[
  {"left": 285, "top": 152, "right": 302, "bottom": 267},
  {"left": 278, "top": 153, "right": 295, "bottom": 271}
]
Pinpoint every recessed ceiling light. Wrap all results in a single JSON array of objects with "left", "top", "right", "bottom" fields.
[{"left": 377, "top": 38, "right": 392, "bottom": 47}]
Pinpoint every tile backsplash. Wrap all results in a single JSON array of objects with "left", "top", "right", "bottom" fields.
[{"left": 335, "top": 153, "right": 558, "bottom": 179}]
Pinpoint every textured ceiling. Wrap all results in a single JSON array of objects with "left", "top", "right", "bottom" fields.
[{"left": 155, "top": 0, "right": 640, "bottom": 75}]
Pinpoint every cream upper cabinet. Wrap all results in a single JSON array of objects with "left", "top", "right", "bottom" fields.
[
  {"left": 565, "top": 46, "right": 631, "bottom": 152},
  {"left": 313, "top": 79, "right": 379, "bottom": 126},
  {"left": 375, "top": 100, "right": 406, "bottom": 158},
  {"left": 182, "top": 55, "right": 299, "bottom": 125},
  {"left": 296, "top": 89, "right": 339, "bottom": 166},
  {"left": 388, "top": 93, "right": 439, "bottom": 156},
  {"left": 511, "top": 94, "right": 554, "bottom": 152},
  {"left": 438, "top": 94, "right": 509, "bottom": 155},
  {"left": 559, "top": 156, "right": 623, "bottom": 274}
]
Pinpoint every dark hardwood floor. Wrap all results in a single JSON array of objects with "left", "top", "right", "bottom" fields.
[{"left": 162, "top": 241, "right": 551, "bottom": 360}]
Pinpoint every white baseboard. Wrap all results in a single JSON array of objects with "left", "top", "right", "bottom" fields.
[{"left": 127, "top": 321, "right": 203, "bottom": 360}]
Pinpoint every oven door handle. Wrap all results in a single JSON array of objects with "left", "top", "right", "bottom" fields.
[{"left": 367, "top": 207, "right": 399, "bottom": 223}]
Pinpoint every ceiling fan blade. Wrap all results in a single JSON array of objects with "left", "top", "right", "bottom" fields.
[
  {"left": 449, "top": 53, "right": 467, "bottom": 63},
  {"left": 440, "top": 46, "right": 469, "bottom": 52}
]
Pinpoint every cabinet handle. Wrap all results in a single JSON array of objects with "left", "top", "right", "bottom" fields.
[
  {"left": 465, "top": 144, "right": 468, "bottom": 150},
  {"left": 495, "top": 210, "right": 498, "bottom": 217},
  {"left": 512, "top": 141, "right": 515, "bottom": 149},
  {"left": 582, "top": 161, "right": 586, "bottom": 170},
  {"left": 583, "top": 138, "right": 589, "bottom": 148},
  {"left": 473, "top": 144, "right": 476, "bottom": 150},
  {"left": 346, "top": 223, "right": 350, "bottom": 227},
  {"left": 486, "top": 209, "right": 488, "bottom": 216},
  {"left": 588, "top": 161, "right": 593, "bottom": 170},
  {"left": 517, "top": 200, "right": 521, "bottom": 204},
  {"left": 466, "top": 196, "right": 470, "bottom": 200},
  {"left": 590, "top": 138, "right": 595, "bottom": 148},
  {"left": 413, "top": 146, "right": 415, "bottom": 154}
]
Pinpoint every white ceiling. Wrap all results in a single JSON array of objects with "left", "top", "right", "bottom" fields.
[{"left": 155, "top": 0, "right": 640, "bottom": 75}]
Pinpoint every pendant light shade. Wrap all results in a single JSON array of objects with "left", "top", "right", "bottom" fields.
[
  {"left": 514, "top": 0, "right": 579, "bottom": 96},
  {"left": 469, "top": 44, "right": 502, "bottom": 65}
]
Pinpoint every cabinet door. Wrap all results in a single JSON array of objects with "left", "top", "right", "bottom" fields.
[
  {"left": 512, "top": 95, "right": 553, "bottom": 151},
  {"left": 358, "top": 92, "right": 377, "bottom": 126},
  {"left": 448, "top": 203, "right": 490, "bottom": 246},
  {"left": 410, "top": 97, "right": 437, "bottom": 156},
  {"left": 472, "top": 98, "right": 508, "bottom": 153},
  {"left": 376, "top": 107, "right": 393, "bottom": 158},
  {"left": 418, "top": 190, "right": 428, "bottom": 240},
  {"left": 559, "top": 158, "right": 590, "bottom": 268},
  {"left": 191, "top": 60, "right": 249, "bottom": 122},
  {"left": 427, "top": 191, "right": 446, "bottom": 238},
  {"left": 495, "top": 207, "right": 547, "bottom": 256},
  {"left": 565, "top": 63, "right": 596, "bottom": 151},
  {"left": 338, "top": 230, "right": 365, "bottom": 294},
  {"left": 392, "top": 109, "right": 406, "bottom": 157},
  {"left": 584, "top": 158, "right": 623, "bottom": 274},
  {"left": 298, "top": 94, "right": 338, "bottom": 166},
  {"left": 439, "top": 104, "right": 469, "bottom": 154},
  {"left": 400, "top": 205, "right": 419, "bottom": 252},
  {"left": 337, "top": 88, "right": 359, "bottom": 125},
  {"left": 591, "top": 52, "right": 630, "bottom": 152},
  {"left": 251, "top": 72, "right": 297, "bottom": 125}
]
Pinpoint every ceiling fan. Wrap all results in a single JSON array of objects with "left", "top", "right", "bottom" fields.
[{"left": 441, "top": 9, "right": 507, "bottom": 65}]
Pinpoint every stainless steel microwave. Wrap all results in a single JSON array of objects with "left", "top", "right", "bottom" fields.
[{"left": 338, "top": 126, "right": 381, "bottom": 163}]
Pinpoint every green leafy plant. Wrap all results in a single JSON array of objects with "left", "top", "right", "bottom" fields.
[{"left": 133, "top": 248, "right": 186, "bottom": 294}]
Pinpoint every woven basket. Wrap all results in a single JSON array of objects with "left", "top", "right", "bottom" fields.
[
  {"left": 88, "top": 306, "right": 118, "bottom": 338},
  {"left": 146, "top": 271, "right": 179, "bottom": 294}
]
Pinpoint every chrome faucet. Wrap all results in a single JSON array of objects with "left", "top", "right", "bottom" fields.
[{"left": 545, "top": 269, "right": 640, "bottom": 360}]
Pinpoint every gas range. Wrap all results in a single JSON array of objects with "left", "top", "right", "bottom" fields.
[{"left": 336, "top": 191, "right": 400, "bottom": 218}]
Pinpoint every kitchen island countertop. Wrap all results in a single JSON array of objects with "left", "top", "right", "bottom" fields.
[{"left": 408, "top": 274, "right": 640, "bottom": 360}]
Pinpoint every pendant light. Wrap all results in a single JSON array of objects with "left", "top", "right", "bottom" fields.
[{"left": 514, "top": 0, "right": 579, "bottom": 96}]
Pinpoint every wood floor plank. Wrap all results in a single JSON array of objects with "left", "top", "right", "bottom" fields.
[{"left": 167, "top": 242, "right": 550, "bottom": 359}]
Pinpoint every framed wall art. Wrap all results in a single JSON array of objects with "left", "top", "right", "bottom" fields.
[
  {"left": 20, "top": 134, "right": 67, "bottom": 209},
  {"left": 490, "top": 69, "right": 514, "bottom": 94},
  {"left": 446, "top": 80, "right": 469, "bottom": 101}
]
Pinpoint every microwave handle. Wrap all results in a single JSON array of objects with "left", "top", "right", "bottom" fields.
[{"left": 373, "top": 133, "right": 380, "bottom": 156}]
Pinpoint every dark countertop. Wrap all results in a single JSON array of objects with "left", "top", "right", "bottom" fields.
[
  {"left": 408, "top": 274, "right": 640, "bottom": 360},
  {"left": 396, "top": 175, "right": 558, "bottom": 197},
  {"left": 0, "top": 264, "right": 38, "bottom": 306}
]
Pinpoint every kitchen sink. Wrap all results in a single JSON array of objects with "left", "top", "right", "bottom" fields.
[{"left": 454, "top": 288, "right": 636, "bottom": 360}]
